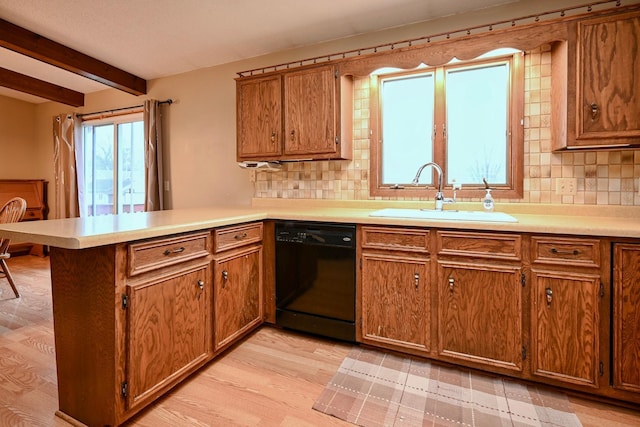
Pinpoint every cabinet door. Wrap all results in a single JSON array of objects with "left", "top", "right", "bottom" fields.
[
  {"left": 613, "top": 244, "right": 640, "bottom": 393},
  {"left": 237, "top": 75, "right": 282, "bottom": 160},
  {"left": 214, "top": 245, "right": 263, "bottom": 351},
  {"left": 283, "top": 66, "right": 337, "bottom": 157},
  {"left": 531, "top": 269, "right": 600, "bottom": 387},
  {"left": 126, "top": 265, "right": 209, "bottom": 410},
  {"left": 438, "top": 262, "right": 523, "bottom": 371},
  {"left": 579, "top": 12, "right": 640, "bottom": 140},
  {"left": 361, "top": 253, "right": 430, "bottom": 353}
]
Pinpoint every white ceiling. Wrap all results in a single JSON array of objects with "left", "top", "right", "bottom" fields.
[{"left": 0, "top": 0, "right": 611, "bottom": 104}]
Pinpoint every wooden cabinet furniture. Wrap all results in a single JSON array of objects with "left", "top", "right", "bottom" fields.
[
  {"left": 48, "top": 223, "right": 264, "bottom": 426},
  {"left": 529, "top": 236, "right": 606, "bottom": 389},
  {"left": 360, "top": 226, "right": 431, "bottom": 354},
  {"left": 124, "top": 233, "right": 211, "bottom": 411},
  {"left": 436, "top": 231, "right": 524, "bottom": 373},
  {"left": 613, "top": 243, "right": 640, "bottom": 394},
  {"left": 553, "top": 10, "right": 640, "bottom": 150},
  {"left": 237, "top": 75, "right": 282, "bottom": 159},
  {"left": 356, "top": 225, "right": 640, "bottom": 404},
  {"left": 212, "top": 222, "right": 263, "bottom": 351},
  {"left": 0, "top": 179, "right": 48, "bottom": 255},
  {"left": 236, "top": 65, "right": 353, "bottom": 161}
]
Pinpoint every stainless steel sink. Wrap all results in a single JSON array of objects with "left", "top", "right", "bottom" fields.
[{"left": 369, "top": 208, "right": 518, "bottom": 223}]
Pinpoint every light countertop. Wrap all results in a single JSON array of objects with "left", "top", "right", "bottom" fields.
[{"left": 0, "top": 199, "right": 638, "bottom": 249}]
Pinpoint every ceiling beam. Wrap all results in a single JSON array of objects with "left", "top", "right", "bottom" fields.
[
  {"left": 0, "top": 18, "right": 147, "bottom": 96},
  {"left": 0, "top": 67, "right": 84, "bottom": 107}
]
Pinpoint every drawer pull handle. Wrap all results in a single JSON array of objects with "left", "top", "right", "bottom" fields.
[
  {"left": 234, "top": 232, "right": 248, "bottom": 240},
  {"left": 448, "top": 276, "right": 455, "bottom": 292},
  {"left": 550, "top": 248, "right": 579, "bottom": 256},
  {"left": 163, "top": 247, "right": 185, "bottom": 256},
  {"left": 545, "top": 287, "right": 553, "bottom": 306}
]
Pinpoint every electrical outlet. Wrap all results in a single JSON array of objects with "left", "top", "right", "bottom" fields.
[{"left": 556, "top": 177, "right": 577, "bottom": 196}]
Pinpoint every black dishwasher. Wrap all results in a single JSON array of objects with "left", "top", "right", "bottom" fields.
[{"left": 275, "top": 221, "right": 356, "bottom": 342}]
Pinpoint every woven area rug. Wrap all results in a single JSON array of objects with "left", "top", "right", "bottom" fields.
[{"left": 313, "top": 347, "right": 583, "bottom": 427}]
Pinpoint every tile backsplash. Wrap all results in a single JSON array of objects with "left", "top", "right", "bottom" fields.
[{"left": 254, "top": 45, "right": 640, "bottom": 206}]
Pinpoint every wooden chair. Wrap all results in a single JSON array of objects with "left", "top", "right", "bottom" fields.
[{"left": 0, "top": 197, "right": 27, "bottom": 298}]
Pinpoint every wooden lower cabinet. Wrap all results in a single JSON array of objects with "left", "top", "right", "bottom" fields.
[
  {"left": 530, "top": 236, "right": 606, "bottom": 389},
  {"left": 126, "top": 263, "right": 210, "bottom": 410},
  {"left": 212, "top": 222, "right": 264, "bottom": 352},
  {"left": 213, "top": 244, "right": 263, "bottom": 351},
  {"left": 613, "top": 243, "right": 640, "bottom": 393},
  {"left": 435, "top": 230, "right": 524, "bottom": 373},
  {"left": 49, "top": 224, "right": 266, "bottom": 426},
  {"left": 360, "top": 226, "right": 430, "bottom": 354},
  {"left": 361, "top": 253, "right": 430, "bottom": 352},
  {"left": 438, "top": 262, "right": 524, "bottom": 372},
  {"left": 530, "top": 269, "right": 601, "bottom": 387}
]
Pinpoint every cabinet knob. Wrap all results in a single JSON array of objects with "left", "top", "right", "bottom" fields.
[
  {"left": 448, "top": 276, "right": 455, "bottom": 292},
  {"left": 590, "top": 103, "right": 599, "bottom": 120},
  {"left": 414, "top": 272, "right": 420, "bottom": 289},
  {"left": 197, "top": 280, "right": 204, "bottom": 291},
  {"left": 271, "top": 132, "right": 276, "bottom": 143},
  {"left": 545, "top": 287, "right": 553, "bottom": 306},
  {"left": 290, "top": 129, "right": 296, "bottom": 141},
  {"left": 222, "top": 270, "right": 229, "bottom": 287}
]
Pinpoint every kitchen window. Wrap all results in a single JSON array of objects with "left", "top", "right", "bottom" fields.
[
  {"left": 370, "top": 52, "right": 524, "bottom": 199},
  {"left": 79, "top": 113, "right": 145, "bottom": 216}
]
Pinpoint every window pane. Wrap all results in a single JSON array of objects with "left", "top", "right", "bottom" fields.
[
  {"left": 117, "top": 121, "right": 145, "bottom": 214},
  {"left": 381, "top": 73, "right": 434, "bottom": 185},
  {"left": 83, "top": 124, "right": 114, "bottom": 216},
  {"left": 82, "top": 127, "right": 94, "bottom": 217},
  {"left": 446, "top": 63, "right": 508, "bottom": 185},
  {"left": 80, "top": 119, "right": 144, "bottom": 217}
]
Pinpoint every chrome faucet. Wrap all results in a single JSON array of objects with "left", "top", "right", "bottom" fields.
[{"left": 411, "top": 161, "right": 458, "bottom": 211}]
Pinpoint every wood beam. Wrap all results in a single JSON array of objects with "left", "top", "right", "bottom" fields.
[
  {"left": 0, "top": 67, "right": 84, "bottom": 107},
  {"left": 0, "top": 18, "right": 147, "bottom": 96}
]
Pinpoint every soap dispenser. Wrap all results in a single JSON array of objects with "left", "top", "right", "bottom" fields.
[{"left": 482, "top": 178, "right": 495, "bottom": 212}]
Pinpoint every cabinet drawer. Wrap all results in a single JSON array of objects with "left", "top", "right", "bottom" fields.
[
  {"left": 214, "top": 222, "right": 263, "bottom": 253},
  {"left": 24, "top": 209, "right": 44, "bottom": 221},
  {"left": 128, "top": 232, "right": 210, "bottom": 276},
  {"left": 437, "top": 231, "right": 521, "bottom": 261},
  {"left": 361, "top": 226, "right": 429, "bottom": 253},
  {"left": 532, "top": 236, "right": 600, "bottom": 268}
]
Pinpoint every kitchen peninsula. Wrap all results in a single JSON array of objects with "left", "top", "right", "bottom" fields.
[{"left": 1, "top": 201, "right": 639, "bottom": 426}]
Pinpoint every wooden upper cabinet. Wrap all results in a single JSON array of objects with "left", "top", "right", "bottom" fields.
[
  {"left": 237, "top": 75, "right": 282, "bottom": 160},
  {"left": 553, "top": 10, "right": 640, "bottom": 150},
  {"left": 284, "top": 65, "right": 337, "bottom": 158},
  {"left": 236, "top": 65, "right": 352, "bottom": 161},
  {"left": 578, "top": 12, "right": 640, "bottom": 143}
]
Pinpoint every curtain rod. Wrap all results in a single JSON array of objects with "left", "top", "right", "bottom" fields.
[
  {"left": 237, "top": 0, "right": 623, "bottom": 77},
  {"left": 77, "top": 98, "right": 173, "bottom": 118}
]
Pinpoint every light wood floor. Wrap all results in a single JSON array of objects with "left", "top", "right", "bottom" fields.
[{"left": 1, "top": 255, "right": 639, "bottom": 427}]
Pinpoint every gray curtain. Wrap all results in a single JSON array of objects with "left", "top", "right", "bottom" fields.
[
  {"left": 144, "top": 100, "right": 164, "bottom": 211},
  {"left": 52, "top": 114, "right": 80, "bottom": 218}
]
